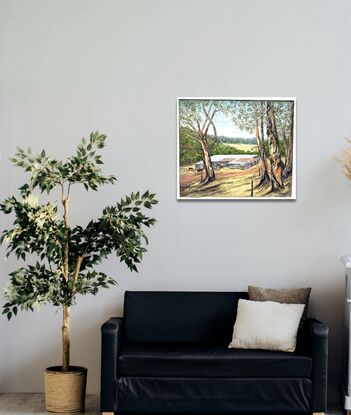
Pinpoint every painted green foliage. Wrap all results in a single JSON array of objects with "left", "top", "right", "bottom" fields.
[{"left": 1, "top": 131, "right": 158, "bottom": 320}]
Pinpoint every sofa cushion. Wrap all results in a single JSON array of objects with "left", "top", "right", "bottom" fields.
[
  {"left": 229, "top": 299, "right": 305, "bottom": 352},
  {"left": 116, "top": 377, "right": 312, "bottom": 413},
  {"left": 248, "top": 285, "right": 311, "bottom": 318},
  {"left": 123, "top": 291, "right": 248, "bottom": 343},
  {"left": 118, "top": 342, "right": 312, "bottom": 378}
]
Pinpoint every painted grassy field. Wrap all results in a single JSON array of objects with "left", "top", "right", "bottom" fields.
[{"left": 226, "top": 143, "right": 258, "bottom": 153}]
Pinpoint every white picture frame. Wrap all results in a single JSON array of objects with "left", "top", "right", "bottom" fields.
[{"left": 177, "top": 97, "right": 296, "bottom": 200}]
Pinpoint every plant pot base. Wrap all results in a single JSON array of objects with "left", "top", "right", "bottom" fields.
[{"left": 45, "top": 366, "right": 87, "bottom": 413}]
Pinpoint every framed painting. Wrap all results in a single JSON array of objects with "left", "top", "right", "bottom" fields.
[{"left": 177, "top": 97, "right": 296, "bottom": 200}]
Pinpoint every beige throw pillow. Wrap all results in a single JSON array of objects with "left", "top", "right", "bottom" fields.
[
  {"left": 229, "top": 299, "right": 305, "bottom": 352},
  {"left": 248, "top": 286, "right": 311, "bottom": 318}
]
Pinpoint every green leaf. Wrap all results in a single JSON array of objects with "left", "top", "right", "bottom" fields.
[{"left": 1, "top": 133, "right": 158, "bottom": 315}]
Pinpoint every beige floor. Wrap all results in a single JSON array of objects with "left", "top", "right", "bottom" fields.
[
  {"left": 0, "top": 394, "right": 99, "bottom": 414},
  {"left": 0, "top": 394, "right": 344, "bottom": 415}
]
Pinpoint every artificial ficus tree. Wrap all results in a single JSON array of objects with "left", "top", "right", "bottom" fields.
[{"left": 0, "top": 131, "right": 158, "bottom": 371}]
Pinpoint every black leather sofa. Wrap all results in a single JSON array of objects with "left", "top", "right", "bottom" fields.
[{"left": 100, "top": 291, "right": 328, "bottom": 414}]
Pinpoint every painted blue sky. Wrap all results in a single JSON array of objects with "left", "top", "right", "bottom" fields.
[{"left": 213, "top": 112, "right": 254, "bottom": 139}]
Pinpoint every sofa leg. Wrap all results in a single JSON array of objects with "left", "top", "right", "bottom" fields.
[
  {"left": 312, "top": 413, "right": 324, "bottom": 415},
  {"left": 102, "top": 412, "right": 114, "bottom": 415}
]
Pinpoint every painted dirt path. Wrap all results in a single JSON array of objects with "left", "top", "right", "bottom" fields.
[{"left": 179, "top": 165, "right": 292, "bottom": 198}]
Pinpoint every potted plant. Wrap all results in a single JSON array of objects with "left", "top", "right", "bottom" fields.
[{"left": 0, "top": 131, "right": 157, "bottom": 413}]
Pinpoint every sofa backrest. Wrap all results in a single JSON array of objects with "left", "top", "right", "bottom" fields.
[{"left": 123, "top": 291, "right": 248, "bottom": 344}]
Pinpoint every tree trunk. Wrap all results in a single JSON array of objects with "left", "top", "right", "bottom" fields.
[
  {"left": 283, "top": 104, "right": 294, "bottom": 178},
  {"left": 200, "top": 139, "right": 215, "bottom": 183},
  {"left": 61, "top": 192, "right": 70, "bottom": 372},
  {"left": 62, "top": 198, "right": 69, "bottom": 281},
  {"left": 260, "top": 102, "right": 265, "bottom": 145},
  {"left": 266, "top": 101, "right": 285, "bottom": 191},
  {"left": 255, "top": 119, "right": 270, "bottom": 186},
  {"left": 62, "top": 305, "right": 70, "bottom": 371},
  {"left": 181, "top": 102, "right": 218, "bottom": 185}
]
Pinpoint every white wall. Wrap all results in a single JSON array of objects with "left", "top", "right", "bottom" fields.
[{"left": 0, "top": 0, "right": 350, "bottom": 403}]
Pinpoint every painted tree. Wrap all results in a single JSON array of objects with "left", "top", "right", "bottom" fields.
[
  {"left": 229, "top": 100, "right": 270, "bottom": 186},
  {"left": 178, "top": 128, "right": 251, "bottom": 166},
  {"left": 178, "top": 126, "right": 203, "bottom": 166},
  {"left": 266, "top": 101, "right": 285, "bottom": 190},
  {"left": 275, "top": 101, "right": 294, "bottom": 178},
  {"left": 178, "top": 100, "right": 223, "bottom": 183}
]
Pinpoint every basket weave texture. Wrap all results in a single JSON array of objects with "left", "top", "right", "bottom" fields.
[{"left": 45, "top": 366, "right": 87, "bottom": 413}]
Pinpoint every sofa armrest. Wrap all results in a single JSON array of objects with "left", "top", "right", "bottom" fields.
[
  {"left": 302, "top": 318, "right": 329, "bottom": 412},
  {"left": 100, "top": 317, "right": 124, "bottom": 412}
]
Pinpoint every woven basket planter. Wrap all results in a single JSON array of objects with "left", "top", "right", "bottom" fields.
[{"left": 45, "top": 366, "right": 87, "bottom": 413}]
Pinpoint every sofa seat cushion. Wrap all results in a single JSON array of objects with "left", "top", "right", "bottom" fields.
[{"left": 118, "top": 343, "right": 312, "bottom": 378}]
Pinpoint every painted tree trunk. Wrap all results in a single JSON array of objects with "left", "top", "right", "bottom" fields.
[
  {"left": 283, "top": 105, "right": 294, "bottom": 178},
  {"left": 266, "top": 101, "right": 285, "bottom": 190},
  {"left": 255, "top": 120, "right": 270, "bottom": 185},
  {"left": 260, "top": 102, "right": 266, "bottom": 145},
  {"left": 200, "top": 139, "right": 215, "bottom": 183},
  {"left": 62, "top": 305, "right": 70, "bottom": 371}
]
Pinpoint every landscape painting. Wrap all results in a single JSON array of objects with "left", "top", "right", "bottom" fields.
[{"left": 177, "top": 97, "right": 296, "bottom": 200}]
